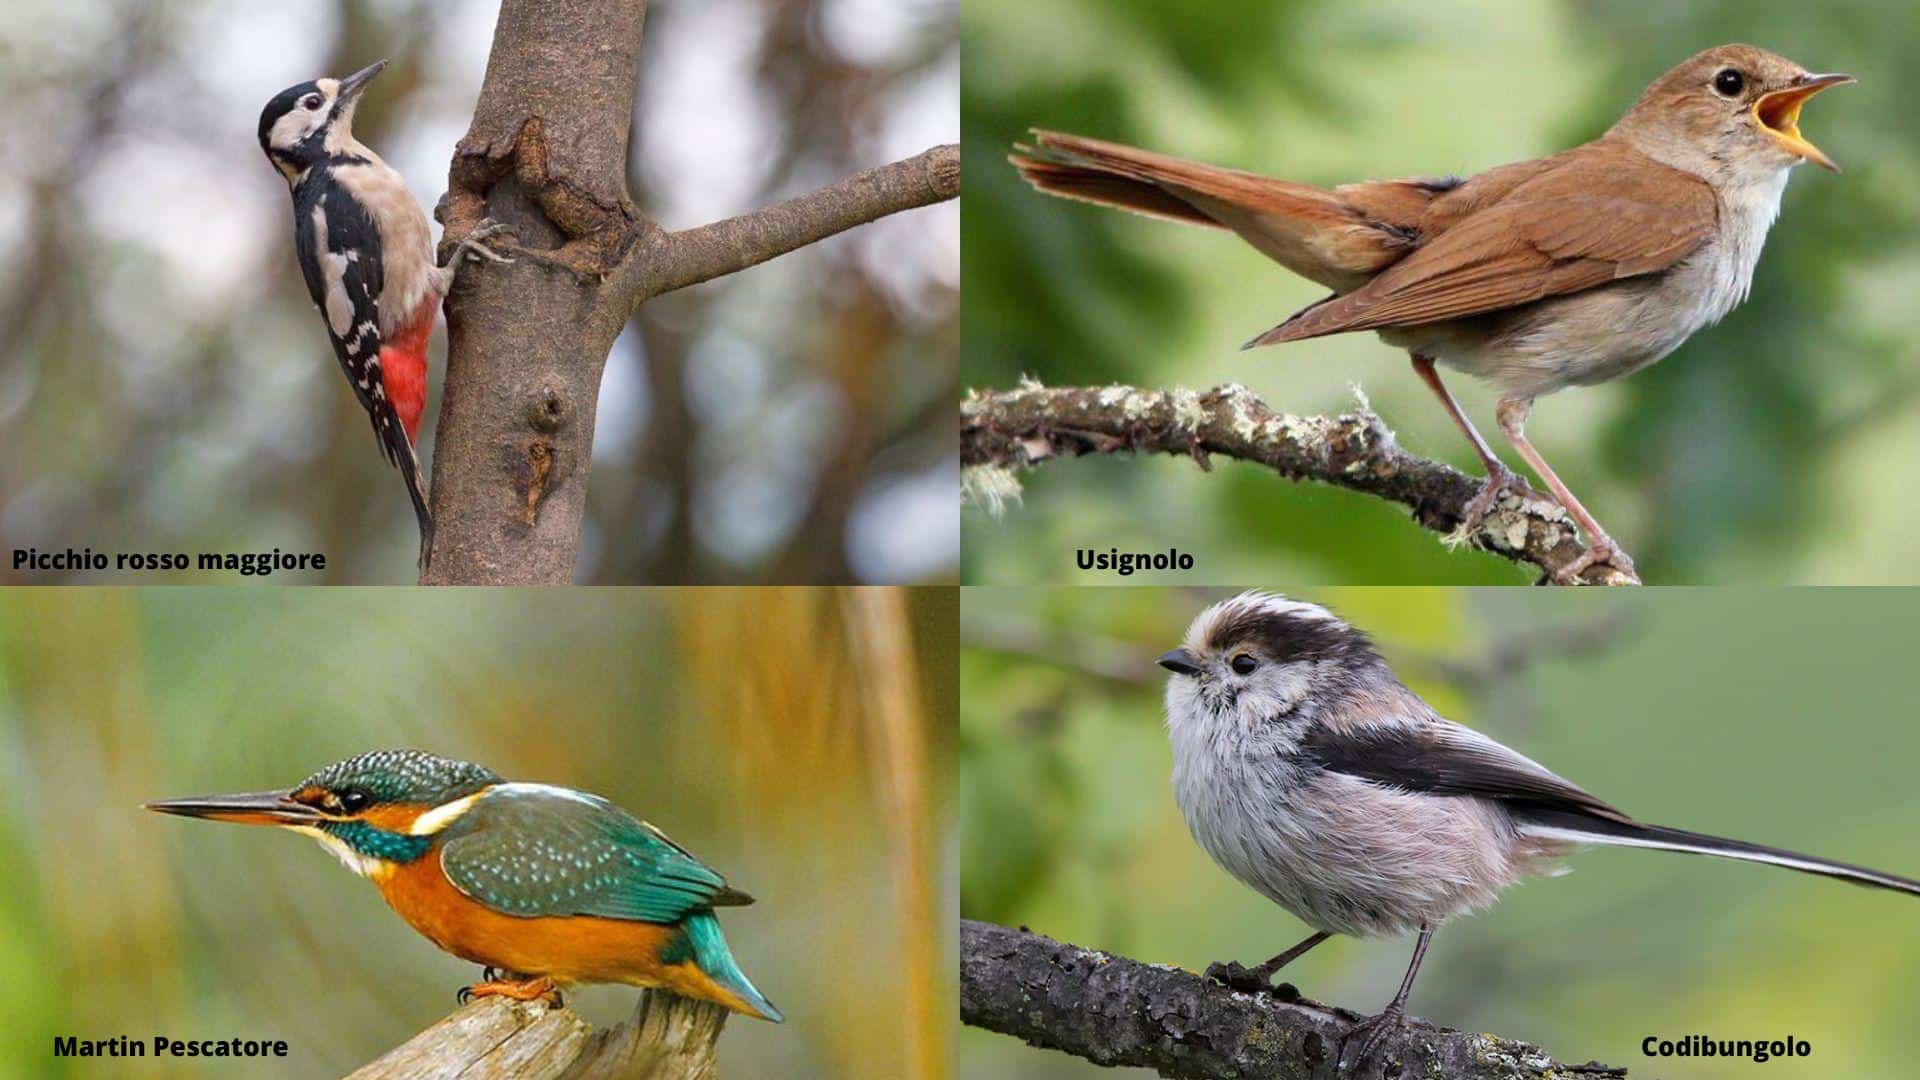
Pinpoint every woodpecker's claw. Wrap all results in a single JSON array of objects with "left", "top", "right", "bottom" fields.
[{"left": 456, "top": 220, "right": 516, "bottom": 264}]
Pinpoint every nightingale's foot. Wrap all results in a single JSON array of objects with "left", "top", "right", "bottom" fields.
[
  {"left": 453, "top": 219, "right": 516, "bottom": 265},
  {"left": 1205, "top": 960, "right": 1276, "bottom": 995},
  {"left": 1338, "top": 1002, "right": 1408, "bottom": 1073},
  {"left": 459, "top": 973, "right": 562, "bottom": 1007},
  {"left": 1555, "top": 536, "right": 1639, "bottom": 586},
  {"left": 1446, "top": 463, "right": 1529, "bottom": 546}
]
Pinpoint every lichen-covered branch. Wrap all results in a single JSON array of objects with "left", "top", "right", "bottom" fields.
[
  {"left": 962, "top": 921, "right": 1625, "bottom": 1080},
  {"left": 959, "top": 380, "right": 1636, "bottom": 586},
  {"left": 347, "top": 991, "right": 726, "bottom": 1079},
  {"left": 636, "top": 143, "right": 960, "bottom": 300}
]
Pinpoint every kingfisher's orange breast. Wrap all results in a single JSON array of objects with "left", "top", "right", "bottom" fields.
[{"left": 372, "top": 851, "right": 748, "bottom": 1010}]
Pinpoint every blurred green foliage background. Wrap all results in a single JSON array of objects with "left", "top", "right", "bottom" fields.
[
  {"left": 961, "top": 0, "right": 1920, "bottom": 584},
  {"left": 961, "top": 587, "right": 1920, "bottom": 1077},
  {"left": 0, "top": 587, "right": 955, "bottom": 1079}
]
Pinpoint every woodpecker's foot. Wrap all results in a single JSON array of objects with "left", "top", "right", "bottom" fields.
[
  {"left": 451, "top": 220, "right": 516, "bottom": 266},
  {"left": 1338, "top": 1001, "right": 1408, "bottom": 1073},
  {"left": 459, "top": 974, "right": 562, "bottom": 1007},
  {"left": 1205, "top": 960, "right": 1277, "bottom": 995},
  {"left": 1446, "top": 462, "right": 1530, "bottom": 545},
  {"left": 1554, "top": 535, "right": 1639, "bottom": 586}
]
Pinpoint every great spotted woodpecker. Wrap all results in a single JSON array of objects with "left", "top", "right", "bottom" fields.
[{"left": 257, "top": 60, "right": 510, "bottom": 569}]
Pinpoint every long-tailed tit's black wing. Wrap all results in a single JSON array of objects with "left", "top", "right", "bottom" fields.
[
  {"left": 1300, "top": 718, "right": 1634, "bottom": 824},
  {"left": 1305, "top": 717, "right": 1920, "bottom": 898}
]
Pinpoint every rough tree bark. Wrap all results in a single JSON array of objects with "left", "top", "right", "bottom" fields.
[
  {"left": 960, "top": 380, "right": 1638, "bottom": 586},
  {"left": 348, "top": 991, "right": 727, "bottom": 1079},
  {"left": 424, "top": 0, "right": 959, "bottom": 584},
  {"left": 962, "top": 921, "right": 1627, "bottom": 1080}
]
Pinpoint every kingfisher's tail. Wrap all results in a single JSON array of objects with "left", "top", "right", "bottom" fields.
[{"left": 685, "top": 912, "right": 783, "bottom": 1022}]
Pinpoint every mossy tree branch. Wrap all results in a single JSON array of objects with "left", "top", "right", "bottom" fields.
[
  {"left": 959, "top": 381, "right": 1637, "bottom": 586},
  {"left": 961, "top": 920, "right": 1626, "bottom": 1080}
]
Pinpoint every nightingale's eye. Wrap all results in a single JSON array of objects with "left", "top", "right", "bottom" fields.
[
  {"left": 1229, "top": 653, "right": 1258, "bottom": 676},
  {"left": 302, "top": 94, "right": 323, "bottom": 110},
  {"left": 337, "top": 789, "right": 369, "bottom": 813},
  {"left": 1712, "top": 69, "right": 1744, "bottom": 97}
]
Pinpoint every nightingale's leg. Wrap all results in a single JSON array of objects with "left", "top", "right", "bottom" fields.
[
  {"left": 1409, "top": 354, "right": 1525, "bottom": 536},
  {"left": 1340, "top": 924, "right": 1433, "bottom": 1071},
  {"left": 1494, "top": 395, "right": 1638, "bottom": 584},
  {"left": 1206, "top": 929, "right": 1332, "bottom": 994}
]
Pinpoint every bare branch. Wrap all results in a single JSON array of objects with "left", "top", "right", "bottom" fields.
[
  {"left": 348, "top": 992, "right": 725, "bottom": 1080},
  {"left": 962, "top": 920, "right": 1626, "bottom": 1080},
  {"left": 639, "top": 144, "right": 959, "bottom": 299},
  {"left": 959, "top": 381, "right": 1637, "bottom": 586}
]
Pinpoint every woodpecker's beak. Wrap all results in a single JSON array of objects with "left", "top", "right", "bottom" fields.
[
  {"left": 1157, "top": 648, "right": 1202, "bottom": 676},
  {"left": 335, "top": 59, "right": 388, "bottom": 107},
  {"left": 1755, "top": 71, "right": 1853, "bottom": 172},
  {"left": 146, "top": 791, "right": 323, "bottom": 828}
]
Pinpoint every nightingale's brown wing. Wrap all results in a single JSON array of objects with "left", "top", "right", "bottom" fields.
[
  {"left": 1248, "top": 141, "right": 1716, "bottom": 347},
  {"left": 1012, "top": 129, "right": 1456, "bottom": 291}
]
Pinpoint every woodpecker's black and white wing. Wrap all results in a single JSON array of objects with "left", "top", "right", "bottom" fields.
[
  {"left": 1303, "top": 714, "right": 1920, "bottom": 897},
  {"left": 290, "top": 177, "right": 433, "bottom": 565}
]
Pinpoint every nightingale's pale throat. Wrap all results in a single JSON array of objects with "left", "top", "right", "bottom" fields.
[{"left": 1013, "top": 44, "right": 1851, "bottom": 583}]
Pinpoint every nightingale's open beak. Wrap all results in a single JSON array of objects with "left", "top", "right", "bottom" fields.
[
  {"left": 145, "top": 791, "right": 323, "bottom": 828},
  {"left": 1157, "top": 648, "right": 1202, "bottom": 676},
  {"left": 334, "top": 59, "right": 388, "bottom": 107},
  {"left": 1754, "top": 72, "right": 1854, "bottom": 172}
]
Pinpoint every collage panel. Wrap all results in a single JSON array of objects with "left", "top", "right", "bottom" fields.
[
  {"left": 961, "top": 587, "right": 1920, "bottom": 1076},
  {"left": 0, "top": 588, "right": 954, "bottom": 1078},
  {"left": 960, "top": 3, "right": 1919, "bottom": 587},
  {"left": 0, "top": 0, "right": 958, "bottom": 587}
]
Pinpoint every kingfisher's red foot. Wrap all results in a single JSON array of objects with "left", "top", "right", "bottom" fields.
[{"left": 459, "top": 974, "right": 563, "bottom": 1007}]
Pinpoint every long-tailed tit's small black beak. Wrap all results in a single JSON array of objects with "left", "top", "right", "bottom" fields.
[{"left": 1157, "top": 648, "right": 1202, "bottom": 676}]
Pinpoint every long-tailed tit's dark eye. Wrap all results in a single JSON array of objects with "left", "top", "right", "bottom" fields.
[
  {"left": 1230, "top": 654, "right": 1258, "bottom": 676},
  {"left": 1712, "top": 69, "right": 1744, "bottom": 97}
]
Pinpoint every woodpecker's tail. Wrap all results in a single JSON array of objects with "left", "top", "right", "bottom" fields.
[
  {"left": 683, "top": 912, "right": 783, "bottom": 1022},
  {"left": 1518, "top": 808, "right": 1920, "bottom": 897},
  {"left": 398, "top": 446, "right": 433, "bottom": 572},
  {"left": 369, "top": 409, "right": 433, "bottom": 571}
]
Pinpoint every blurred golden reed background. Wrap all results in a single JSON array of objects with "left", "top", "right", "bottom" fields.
[{"left": 0, "top": 587, "right": 955, "bottom": 1079}]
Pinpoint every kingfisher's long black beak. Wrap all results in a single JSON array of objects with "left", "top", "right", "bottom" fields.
[
  {"left": 1157, "top": 648, "right": 1202, "bottom": 676},
  {"left": 335, "top": 59, "right": 388, "bottom": 106},
  {"left": 145, "top": 791, "right": 323, "bottom": 828}
]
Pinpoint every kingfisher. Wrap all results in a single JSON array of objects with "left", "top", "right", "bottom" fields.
[{"left": 146, "top": 749, "right": 781, "bottom": 1021}]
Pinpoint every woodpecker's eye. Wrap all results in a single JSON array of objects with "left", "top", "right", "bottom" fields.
[
  {"left": 337, "top": 789, "right": 370, "bottom": 813},
  {"left": 302, "top": 94, "right": 323, "bottom": 110},
  {"left": 1229, "top": 653, "right": 1258, "bottom": 676},
  {"left": 1712, "top": 69, "right": 1744, "bottom": 97}
]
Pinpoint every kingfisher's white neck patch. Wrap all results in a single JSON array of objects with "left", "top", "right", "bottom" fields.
[{"left": 407, "top": 788, "right": 490, "bottom": 835}]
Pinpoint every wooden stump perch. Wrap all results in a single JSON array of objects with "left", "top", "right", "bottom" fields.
[
  {"left": 961, "top": 920, "right": 1627, "bottom": 1079},
  {"left": 349, "top": 990, "right": 727, "bottom": 1080}
]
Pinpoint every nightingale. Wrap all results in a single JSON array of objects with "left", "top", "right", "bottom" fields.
[{"left": 1012, "top": 45, "right": 1852, "bottom": 583}]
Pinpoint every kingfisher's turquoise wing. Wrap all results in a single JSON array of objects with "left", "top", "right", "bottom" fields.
[{"left": 439, "top": 785, "right": 738, "bottom": 923}]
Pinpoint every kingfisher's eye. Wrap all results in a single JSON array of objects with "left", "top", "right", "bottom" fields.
[
  {"left": 302, "top": 94, "right": 323, "bottom": 110},
  {"left": 1229, "top": 654, "right": 1258, "bottom": 676},
  {"left": 337, "top": 789, "right": 369, "bottom": 813},
  {"left": 1712, "top": 69, "right": 1744, "bottom": 97}
]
